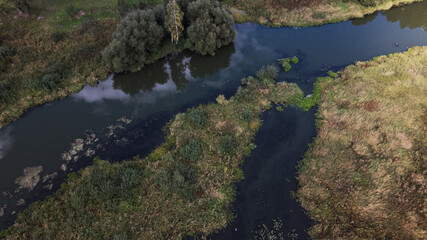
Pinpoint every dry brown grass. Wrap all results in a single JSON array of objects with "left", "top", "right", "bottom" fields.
[
  {"left": 228, "top": 0, "right": 422, "bottom": 26},
  {"left": 298, "top": 46, "right": 427, "bottom": 239}
]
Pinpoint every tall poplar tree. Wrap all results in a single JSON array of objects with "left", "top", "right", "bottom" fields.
[{"left": 166, "top": 0, "right": 184, "bottom": 44}]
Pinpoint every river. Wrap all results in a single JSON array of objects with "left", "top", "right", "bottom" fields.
[{"left": 0, "top": 1, "right": 426, "bottom": 238}]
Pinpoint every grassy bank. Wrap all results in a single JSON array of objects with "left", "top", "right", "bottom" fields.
[
  {"left": 225, "top": 0, "right": 421, "bottom": 26},
  {"left": 0, "top": 0, "right": 184, "bottom": 128},
  {"left": 297, "top": 46, "right": 427, "bottom": 239},
  {"left": 0, "top": 66, "right": 308, "bottom": 239}
]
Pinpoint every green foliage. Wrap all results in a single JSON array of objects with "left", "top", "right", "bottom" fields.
[
  {"left": 243, "top": 142, "right": 256, "bottom": 157},
  {"left": 79, "top": 19, "right": 100, "bottom": 35},
  {"left": 86, "top": 163, "right": 143, "bottom": 204},
  {"left": 157, "top": 163, "right": 196, "bottom": 200},
  {"left": 0, "top": 80, "right": 15, "bottom": 104},
  {"left": 256, "top": 65, "right": 279, "bottom": 83},
  {"left": 65, "top": 4, "right": 78, "bottom": 18},
  {"left": 295, "top": 76, "right": 326, "bottom": 111},
  {"left": 186, "top": 0, "right": 236, "bottom": 55},
  {"left": 280, "top": 56, "right": 298, "bottom": 72},
  {"left": 102, "top": 9, "right": 165, "bottom": 73},
  {"left": 189, "top": 108, "right": 206, "bottom": 127},
  {"left": 327, "top": 70, "right": 338, "bottom": 78},
  {"left": 180, "top": 139, "right": 202, "bottom": 161},
  {"left": 0, "top": 46, "right": 14, "bottom": 72},
  {"left": 218, "top": 135, "right": 235, "bottom": 155},
  {"left": 51, "top": 31, "right": 66, "bottom": 43},
  {"left": 290, "top": 56, "right": 299, "bottom": 64}
]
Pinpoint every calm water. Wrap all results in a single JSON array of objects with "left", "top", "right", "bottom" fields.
[{"left": 0, "top": 1, "right": 426, "bottom": 237}]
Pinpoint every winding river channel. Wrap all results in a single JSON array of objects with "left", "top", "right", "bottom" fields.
[{"left": 1, "top": 1, "right": 426, "bottom": 238}]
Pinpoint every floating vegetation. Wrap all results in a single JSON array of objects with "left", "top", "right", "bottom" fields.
[
  {"left": 14, "top": 166, "right": 43, "bottom": 192},
  {"left": 278, "top": 57, "right": 299, "bottom": 72}
]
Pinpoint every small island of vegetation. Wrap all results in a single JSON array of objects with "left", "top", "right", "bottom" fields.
[{"left": 298, "top": 46, "right": 427, "bottom": 239}]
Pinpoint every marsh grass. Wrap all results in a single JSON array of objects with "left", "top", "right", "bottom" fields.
[
  {"left": 297, "top": 46, "right": 427, "bottom": 239},
  {"left": 225, "top": 0, "right": 421, "bottom": 26},
  {"left": 1, "top": 66, "right": 305, "bottom": 239}
]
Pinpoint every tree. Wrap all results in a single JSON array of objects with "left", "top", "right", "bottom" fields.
[
  {"left": 102, "top": 9, "right": 165, "bottom": 73},
  {"left": 186, "top": 0, "right": 235, "bottom": 55},
  {"left": 166, "top": 0, "right": 184, "bottom": 44}
]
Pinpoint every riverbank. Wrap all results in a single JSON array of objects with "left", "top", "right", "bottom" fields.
[
  {"left": 0, "top": 66, "right": 310, "bottom": 239},
  {"left": 297, "top": 46, "right": 427, "bottom": 239},
  {"left": 225, "top": 0, "right": 422, "bottom": 26},
  {"left": 0, "top": 0, "right": 183, "bottom": 128}
]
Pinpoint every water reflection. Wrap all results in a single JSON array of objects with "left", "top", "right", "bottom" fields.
[
  {"left": 383, "top": 0, "right": 427, "bottom": 31},
  {"left": 0, "top": 127, "right": 13, "bottom": 160},
  {"left": 112, "top": 44, "right": 235, "bottom": 95},
  {"left": 189, "top": 44, "right": 235, "bottom": 78},
  {"left": 351, "top": 12, "right": 378, "bottom": 26},
  {"left": 73, "top": 75, "right": 130, "bottom": 103}
]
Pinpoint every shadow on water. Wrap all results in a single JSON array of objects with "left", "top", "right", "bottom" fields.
[
  {"left": 383, "top": 0, "right": 427, "bottom": 31},
  {"left": 351, "top": 0, "right": 427, "bottom": 30},
  {"left": 113, "top": 44, "right": 236, "bottom": 95}
]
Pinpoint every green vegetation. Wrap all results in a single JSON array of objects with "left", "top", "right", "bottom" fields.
[
  {"left": 224, "top": 0, "right": 421, "bottom": 26},
  {"left": 1, "top": 65, "right": 308, "bottom": 239},
  {"left": 297, "top": 46, "right": 427, "bottom": 239},
  {"left": 0, "top": 0, "right": 235, "bottom": 128},
  {"left": 279, "top": 56, "right": 298, "bottom": 72}
]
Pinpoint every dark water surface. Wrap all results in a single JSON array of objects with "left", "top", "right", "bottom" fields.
[{"left": 1, "top": 1, "right": 426, "bottom": 237}]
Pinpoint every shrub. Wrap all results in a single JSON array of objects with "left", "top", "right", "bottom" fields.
[
  {"left": 180, "top": 139, "right": 202, "bottom": 162},
  {"left": 39, "top": 73, "right": 62, "bottom": 90},
  {"left": 327, "top": 70, "right": 338, "bottom": 78},
  {"left": 0, "top": 46, "right": 14, "bottom": 72},
  {"left": 189, "top": 108, "right": 206, "bottom": 127},
  {"left": 256, "top": 65, "right": 278, "bottom": 83},
  {"left": 218, "top": 135, "right": 234, "bottom": 155},
  {"left": 291, "top": 56, "right": 299, "bottom": 64},
  {"left": 157, "top": 163, "right": 196, "bottom": 200},
  {"left": 51, "top": 31, "right": 66, "bottom": 43},
  {"left": 0, "top": 80, "right": 15, "bottom": 104},
  {"left": 79, "top": 19, "right": 99, "bottom": 35},
  {"left": 186, "top": 0, "right": 236, "bottom": 55},
  {"left": 65, "top": 4, "right": 78, "bottom": 18},
  {"left": 102, "top": 9, "right": 165, "bottom": 72}
]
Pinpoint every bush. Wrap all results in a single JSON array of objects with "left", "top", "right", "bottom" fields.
[
  {"left": 0, "top": 46, "right": 14, "bottom": 72},
  {"left": 79, "top": 19, "right": 99, "bottom": 35},
  {"left": 65, "top": 4, "right": 78, "bottom": 18},
  {"left": 291, "top": 56, "right": 299, "bottom": 64},
  {"left": 51, "top": 31, "right": 66, "bottom": 43},
  {"left": 180, "top": 139, "right": 202, "bottom": 162},
  {"left": 218, "top": 135, "right": 234, "bottom": 155},
  {"left": 0, "top": 81, "right": 15, "bottom": 104},
  {"left": 189, "top": 108, "right": 206, "bottom": 127},
  {"left": 186, "top": 0, "right": 236, "bottom": 55},
  {"left": 103, "top": 9, "right": 165, "bottom": 72},
  {"left": 256, "top": 65, "right": 278, "bottom": 82},
  {"left": 157, "top": 163, "right": 196, "bottom": 200}
]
